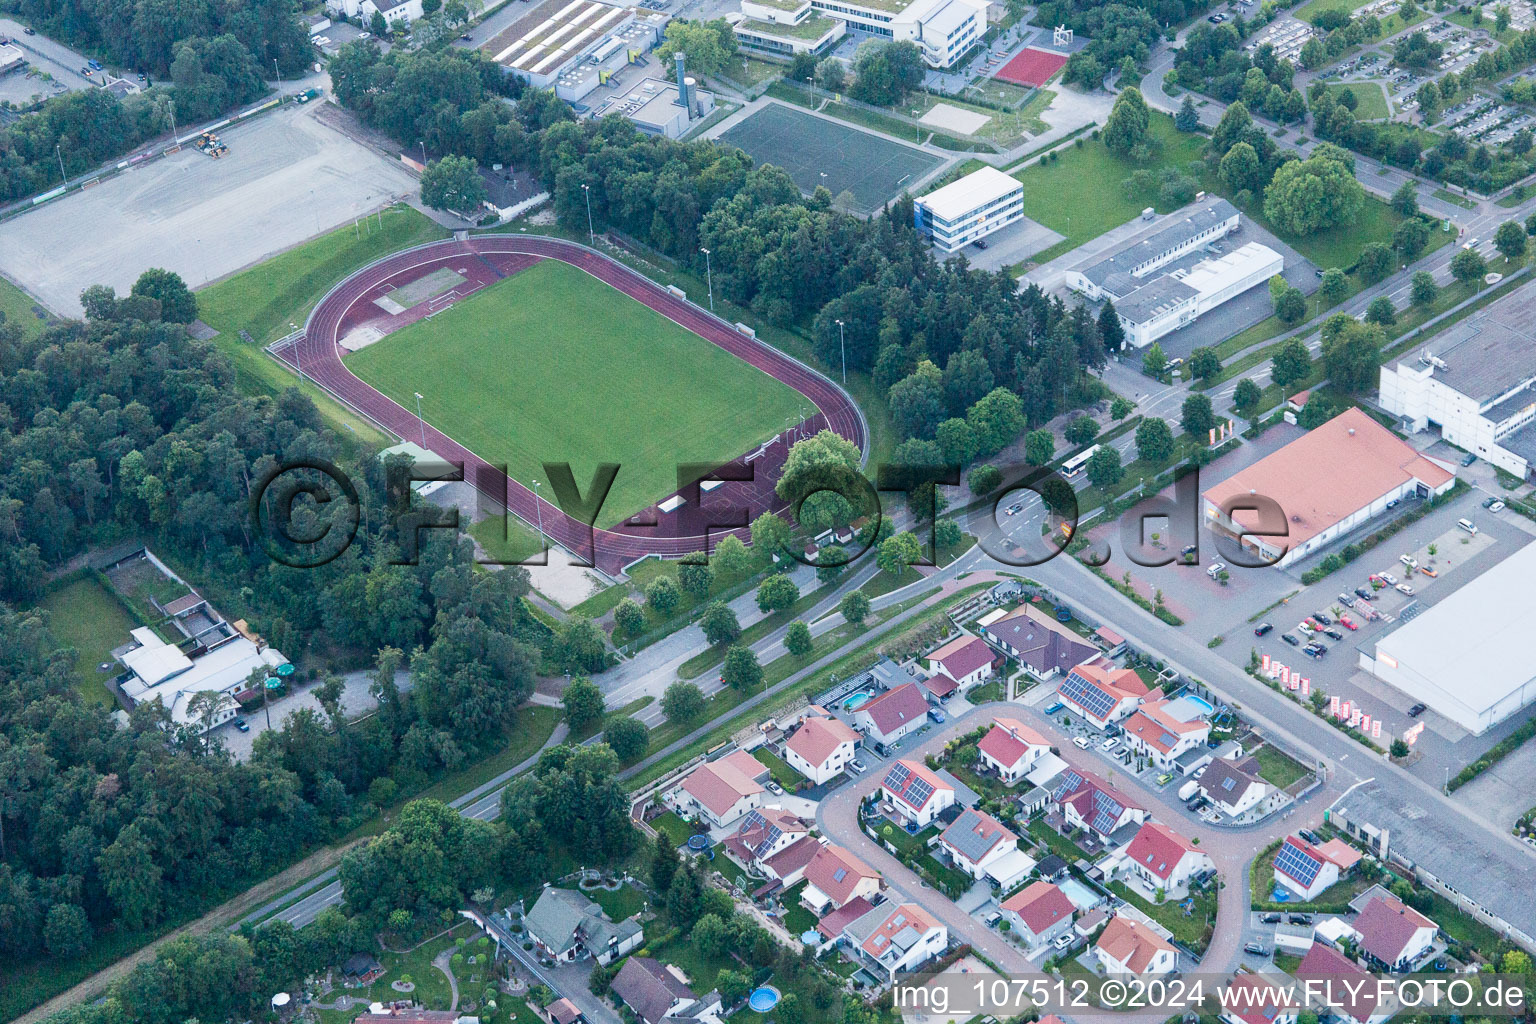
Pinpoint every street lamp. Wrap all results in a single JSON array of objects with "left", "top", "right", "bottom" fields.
[
  {"left": 274, "top": 58, "right": 283, "bottom": 97},
  {"left": 289, "top": 321, "right": 303, "bottom": 383},
  {"left": 835, "top": 318, "right": 847, "bottom": 384},
  {"left": 55, "top": 144, "right": 66, "bottom": 187},
  {"left": 414, "top": 392, "right": 427, "bottom": 448},
  {"left": 700, "top": 246, "right": 714, "bottom": 312},
  {"left": 912, "top": 110, "right": 920, "bottom": 143},
  {"left": 531, "top": 478, "right": 547, "bottom": 552},
  {"left": 581, "top": 183, "right": 595, "bottom": 245},
  {"left": 419, "top": 140, "right": 428, "bottom": 166}
]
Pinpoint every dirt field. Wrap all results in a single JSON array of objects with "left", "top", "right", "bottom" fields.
[{"left": 0, "top": 101, "right": 419, "bottom": 316}]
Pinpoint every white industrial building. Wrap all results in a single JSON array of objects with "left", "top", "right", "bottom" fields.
[
  {"left": 730, "top": 0, "right": 846, "bottom": 57},
  {"left": 1202, "top": 407, "right": 1456, "bottom": 569},
  {"left": 1380, "top": 279, "right": 1536, "bottom": 481},
  {"left": 810, "top": 0, "right": 986, "bottom": 68},
  {"left": 118, "top": 628, "right": 288, "bottom": 733},
  {"left": 914, "top": 166, "right": 1025, "bottom": 253},
  {"left": 1361, "top": 538, "right": 1536, "bottom": 734},
  {"left": 1064, "top": 197, "right": 1281, "bottom": 349},
  {"left": 479, "top": 0, "right": 669, "bottom": 102},
  {"left": 326, "top": 0, "right": 422, "bottom": 24},
  {"left": 0, "top": 43, "right": 25, "bottom": 75},
  {"left": 595, "top": 56, "right": 714, "bottom": 138}
]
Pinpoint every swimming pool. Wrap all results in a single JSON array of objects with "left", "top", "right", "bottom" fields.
[
  {"left": 1183, "top": 694, "right": 1217, "bottom": 715},
  {"left": 1059, "top": 877, "right": 1104, "bottom": 911},
  {"left": 843, "top": 691, "right": 875, "bottom": 711},
  {"left": 749, "top": 986, "right": 782, "bottom": 1012}
]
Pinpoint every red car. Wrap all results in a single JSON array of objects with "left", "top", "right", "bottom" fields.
[{"left": 1339, "top": 614, "right": 1358, "bottom": 630}]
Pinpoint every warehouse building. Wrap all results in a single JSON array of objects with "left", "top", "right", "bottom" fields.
[
  {"left": 1202, "top": 408, "right": 1456, "bottom": 569},
  {"left": 810, "top": 0, "right": 986, "bottom": 68},
  {"left": 914, "top": 166, "right": 1025, "bottom": 253},
  {"left": 1380, "top": 279, "right": 1536, "bottom": 481},
  {"left": 730, "top": 0, "right": 846, "bottom": 57},
  {"left": 479, "top": 0, "right": 668, "bottom": 102},
  {"left": 1063, "top": 197, "right": 1279, "bottom": 349},
  {"left": 1361, "top": 538, "right": 1536, "bottom": 734}
]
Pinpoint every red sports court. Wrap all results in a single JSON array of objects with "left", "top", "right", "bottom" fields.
[{"left": 994, "top": 47, "right": 1068, "bottom": 87}]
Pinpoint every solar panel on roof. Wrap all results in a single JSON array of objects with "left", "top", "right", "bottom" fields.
[
  {"left": 1275, "top": 839, "right": 1322, "bottom": 886},
  {"left": 1060, "top": 672, "right": 1118, "bottom": 720},
  {"left": 905, "top": 777, "right": 934, "bottom": 807},
  {"left": 832, "top": 867, "right": 847, "bottom": 882},
  {"left": 885, "top": 762, "right": 911, "bottom": 789}
]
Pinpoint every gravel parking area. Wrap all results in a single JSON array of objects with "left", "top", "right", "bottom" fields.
[{"left": 0, "top": 101, "right": 417, "bottom": 315}]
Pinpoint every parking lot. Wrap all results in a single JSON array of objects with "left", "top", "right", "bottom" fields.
[
  {"left": 0, "top": 18, "right": 101, "bottom": 92},
  {"left": 0, "top": 100, "right": 418, "bottom": 315}
]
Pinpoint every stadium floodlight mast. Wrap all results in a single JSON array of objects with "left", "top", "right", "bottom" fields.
[
  {"left": 700, "top": 247, "right": 714, "bottom": 312},
  {"left": 414, "top": 392, "right": 427, "bottom": 448},
  {"left": 581, "top": 183, "right": 595, "bottom": 245},
  {"left": 835, "top": 318, "right": 846, "bottom": 384},
  {"left": 531, "top": 478, "right": 547, "bottom": 552},
  {"left": 274, "top": 59, "right": 282, "bottom": 97}
]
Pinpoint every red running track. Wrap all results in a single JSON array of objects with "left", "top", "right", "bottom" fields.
[{"left": 284, "top": 235, "right": 868, "bottom": 575}]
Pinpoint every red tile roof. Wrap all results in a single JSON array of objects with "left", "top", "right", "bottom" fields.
[
  {"left": 1354, "top": 894, "right": 1435, "bottom": 965},
  {"left": 1122, "top": 699, "right": 1209, "bottom": 754},
  {"left": 802, "top": 844, "right": 879, "bottom": 907},
  {"left": 1220, "top": 974, "right": 1299, "bottom": 1024},
  {"left": 858, "top": 682, "right": 929, "bottom": 737},
  {"left": 1096, "top": 914, "right": 1175, "bottom": 973},
  {"left": 928, "top": 634, "right": 995, "bottom": 681},
  {"left": 1002, "top": 880, "right": 1074, "bottom": 936},
  {"left": 1204, "top": 408, "right": 1455, "bottom": 554},
  {"left": 978, "top": 717, "right": 1049, "bottom": 768},
  {"left": 857, "top": 903, "right": 940, "bottom": 958},
  {"left": 882, "top": 758, "right": 953, "bottom": 812},
  {"left": 815, "top": 895, "right": 875, "bottom": 939},
  {"left": 1124, "top": 821, "right": 1202, "bottom": 882},
  {"left": 762, "top": 834, "right": 822, "bottom": 879},
  {"left": 785, "top": 715, "right": 859, "bottom": 769},
  {"left": 679, "top": 750, "right": 765, "bottom": 817},
  {"left": 1297, "top": 943, "right": 1378, "bottom": 1023}
]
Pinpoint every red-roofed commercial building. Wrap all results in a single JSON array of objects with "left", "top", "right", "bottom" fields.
[
  {"left": 1121, "top": 699, "right": 1210, "bottom": 770},
  {"left": 852, "top": 682, "right": 930, "bottom": 748},
  {"left": 1121, "top": 821, "right": 1213, "bottom": 894},
  {"left": 784, "top": 715, "right": 860, "bottom": 784},
  {"left": 1354, "top": 894, "right": 1437, "bottom": 971},
  {"left": 924, "top": 634, "right": 998, "bottom": 691},
  {"left": 880, "top": 758, "right": 955, "bottom": 827},
  {"left": 1218, "top": 973, "right": 1299, "bottom": 1024},
  {"left": 669, "top": 750, "right": 767, "bottom": 827},
  {"left": 1094, "top": 914, "right": 1177, "bottom": 976},
  {"left": 1000, "top": 880, "right": 1075, "bottom": 947},
  {"left": 1202, "top": 408, "right": 1456, "bottom": 569},
  {"left": 1057, "top": 661, "right": 1153, "bottom": 729},
  {"left": 1296, "top": 943, "right": 1390, "bottom": 1024},
  {"left": 977, "top": 716, "right": 1051, "bottom": 784},
  {"left": 801, "top": 844, "right": 882, "bottom": 913}
]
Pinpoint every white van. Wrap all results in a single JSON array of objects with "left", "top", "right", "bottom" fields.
[{"left": 1458, "top": 518, "right": 1478, "bottom": 535}]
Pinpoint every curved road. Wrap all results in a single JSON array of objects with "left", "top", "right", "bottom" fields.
[{"left": 283, "top": 234, "right": 868, "bottom": 574}]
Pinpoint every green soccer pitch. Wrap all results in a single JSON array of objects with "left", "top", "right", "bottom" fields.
[{"left": 343, "top": 259, "right": 809, "bottom": 528}]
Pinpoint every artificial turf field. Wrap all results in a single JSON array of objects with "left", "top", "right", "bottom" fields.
[{"left": 343, "top": 259, "right": 807, "bottom": 528}]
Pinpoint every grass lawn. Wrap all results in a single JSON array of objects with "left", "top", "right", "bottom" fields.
[
  {"left": 0, "top": 274, "right": 51, "bottom": 339},
  {"left": 564, "top": 882, "right": 646, "bottom": 922},
  {"left": 1250, "top": 743, "right": 1310, "bottom": 788},
  {"left": 1028, "top": 818, "right": 1092, "bottom": 862},
  {"left": 650, "top": 810, "right": 700, "bottom": 847},
  {"left": 1250, "top": 842, "right": 1373, "bottom": 908},
  {"left": 357, "top": 923, "right": 476, "bottom": 1011},
  {"left": 753, "top": 746, "right": 807, "bottom": 789},
  {"left": 877, "top": 821, "right": 940, "bottom": 856},
  {"left": 779, "top": 880, "right": 818, "bottom": 935},
  {"left": 1109, "top": 881, "right": 1216, "bottom": 954},
  {"left": 36, "top": 576, "right": 142, "bottom": 708},
  {"left": 345, "top": 259, "right": 806, "bottom": 528},
  {"left": 969, "top": 678, "right": 1006, "bottom": 703},
  {"left": 1294, "top": 0, "right": 1377, "bottom": 21},
  {"left": 1433, "top": 187, "right": 1477, "bottom": 210},
  {"left": 467, "top": 515, "right": 546, "bottom": 565},
  {"left": 1323, "top": 81, "right": 1390, "bottom": 120}
]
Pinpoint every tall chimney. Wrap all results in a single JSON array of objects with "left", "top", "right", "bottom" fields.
[{"left": 675, "top": 52, "right": 689, "bottom": 111}]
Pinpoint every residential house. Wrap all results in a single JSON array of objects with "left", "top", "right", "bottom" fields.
[
  {"left": 1121, "top": 699, "right": 1210, "bottom": 770},
  {"left": 1094, "top": 914, "right": 1177, "bottom": 977},
  {"left": 611, "top": 957, "right": 724, "bottom": 1024},
  {"left": 977, "top": 717, "right": 1051, "bottom": 784},
  {"left": 801, "top": 844, "right": 882, "bottom": 913},
  {"left": 938, "top": 808, "right": 1020, "bottom": 881},
  {"left": 1056, "top": 661, "right": 1154, "bottom": 730},
  {"left": 979, "top": 604, "right": 1097, "bottom": 679},
  {"left": 524, "top": 887, "right": 644, "bottom": 966},
  {"left": 815, "top": 895, "right": 876, "bottom": 943},
  {"left": 1000, "top": 880, "right": 1075, "bottom": 948},
  {"left": 1273, "top": 835, "right": 1360, "bottom": 901},
  {"left": 881, "top": 759, "right": 956, "bottom": 828},
  {"left": 541, "top": 999, "right": 585, "bottom": 1024},
  {"left": 1122, "top": 821, "right": 1214, "bottom": 895},
  {"left": 722, "top": 808, "right": 811, "bottom": 873},
  {"left": 1051, "top": 768, "right": 1146, "bottom": 843},
  {"left": 1353, "top": 894, "right": 1438, "bottom": 971},
  {"left": 784, "top": 714, "right": 860, "bottom": 784},
  {"left": 1198, "top": 757, "right": 1271, "bottom": 819},
  {"left": 1219, "top": 974, "right": 1299, "bottom": 1024},
  {"left": 842, "top": 902, "right": 948, "bottom": 983},
  {"left": 853, "top": 682, "right": 931, "bottom": 749},
  {"left": 924, "top": 634, "right": 998, "bottom": 693},
  {"left": 670, "top": 750, "right": 768, "bottom": 827},
  {"left": 1296, "top": 944, "right": 1392, "bottom": 1024},
  {"left": 760, "top": 836, "right": 822, "bottom": 888}
]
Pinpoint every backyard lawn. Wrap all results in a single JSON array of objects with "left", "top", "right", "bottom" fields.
[
  {"left": 753, "top": 747, "right": 807, "bottom": 790},
  {"left": 36, "top": 576, "right": 142, "bottom": 708},
  {"left": 649, "top": 811, "right": 700, "bottom": 848},
  {"left": 563, "top": 882, "right": 647, "bottom": 923},
  {"left": 1028, "top": 818, "right": 1093, "bottom": 863},
  {"left": 1109, "top": 881, "right": 1216, "bottom": 954},
  {"left": 779, "top": 881, "right": 819, "bottom": 935},
  {"left": 1250, "top": 743, "right": 1310, "bottom": 789}
]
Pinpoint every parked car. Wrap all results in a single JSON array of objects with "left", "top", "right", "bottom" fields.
[
  {"left": 1462, "top": 452, "right": 1477, "bottom": 466},
  {"left": 1483, "top": 496, "right": 1499, "bottom": 509},
  {"left": 1254, "top": 622, "right": 1273, "bottom": 636},
  {"left": 1053, "top": 932, "right": 1075, "bottom": 950},
  {"left": 1260, "top": 913, "right": 1282, "bottom": 924},
  {"left": 1396, "top": 583, "right": 1415, "bottom": 595},
  {"left": 80, "top": 66, "right": 92, "bottom": 76},
  {"left": 1207, "top": 562, "right": 1226, "bottom": 578},
  {"left": 1490, "top": 500, "right": 1505, "bottom": 513},
  {"left": 1337, "top": 593, "right": 1355, "bottom": 608},
  {"left": 1380, "top": 571, "right": 1399, "bottom": 585},
  {"left": 849, "top": 759, "right": 867, "bottom": 773},
  {"left": 1044, "top": 702, "right": 1065, "bottom": 715},
  {"left": 1339, "top": 614, "right": 1358, "bottom": 630},
  {"left": 1288, "top": 913, "right": 1314, "bottom": 925},
  {"left": 973, "top": 238, "right": 989, "bottom": 250},
  {"left": 1355, "top": 587, "right": 1374, "bottom": 601},
  {"left": 1312, "top": 611, "right": 1333, "bottom": 625},
  {"left": 1324, "top": 628, "right": 1344, "bottom": 640},
  {"left": 1101, "top": 737, "right": 1117, "bottom": 751},
  {"left": 1303, "top": 645, "right": 1325, "bottom": 660},
  {"left": 1407, "top": 703, "right": 1427, "bottom": 717},
  {"left": 1281, "top": 632, "right": 1300, "bottom": 646},
  {"left": 1299, "top": 829, "right": 1320, "bottom": 844},
  {"left": 234, "top": 718, "right": 250, "bottom": 732},
  {"left": 1420, "top": 566, "right": 1438, "bottom": 577},
  {"left": 1386, "top": 498, "right": 1400, "bottom": 509},
  {"left": 1297, "top": 622, "right": 1315, "bottom": 636},
  {"left": 87, "top": 59, "right": 102, "bottom": 70},
  {"left": 1400, "top": 555, "right": 1418, "bottom": 569},
  {"left": 928, "top": 707, "right": 946, "bottom": 724},
  {"left": 1245, "top": 942, "right": 1269, "bottom": 956},
  {"left": 1073, "top": 736, "right": 1091, "bottom": 749},
  {"left": 1459, "top": 518, "right": 1478, "bottom": 535}
]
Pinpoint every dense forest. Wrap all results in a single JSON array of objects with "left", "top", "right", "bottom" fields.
[
  {"left": 0, "top": 0, "right": 311, "bottom": 202},
  {"left": 0, "top": 273, "right": 549, "bottom": 991}
]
